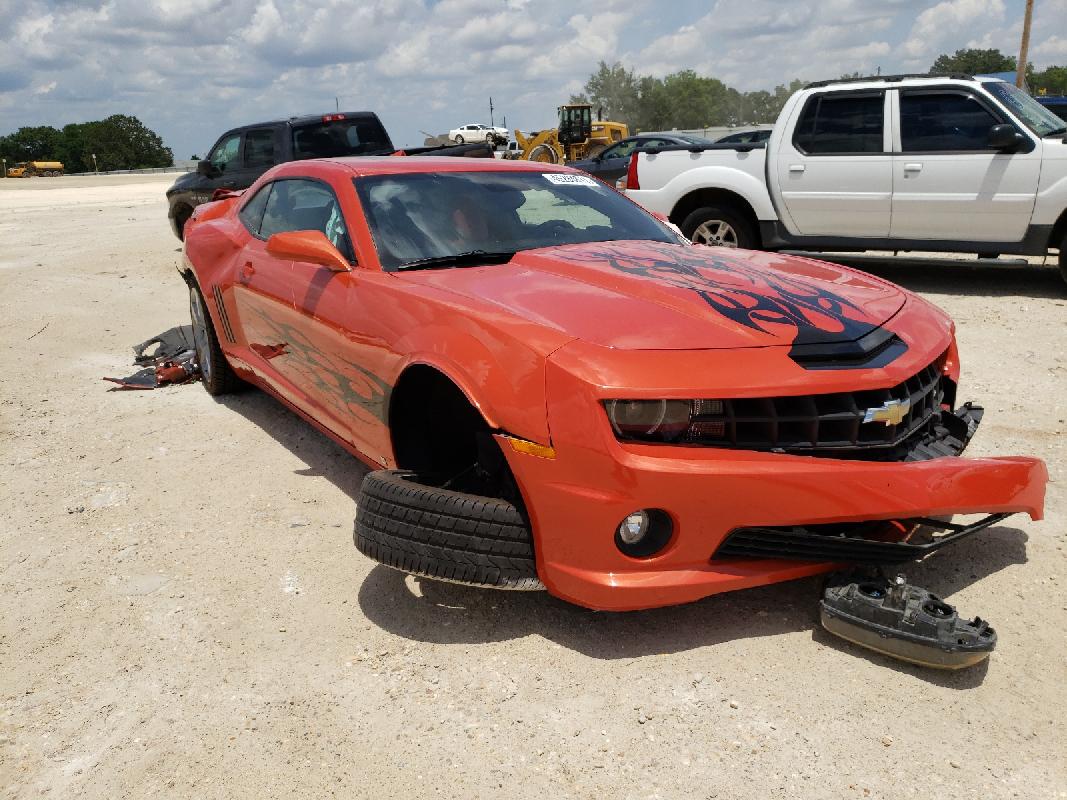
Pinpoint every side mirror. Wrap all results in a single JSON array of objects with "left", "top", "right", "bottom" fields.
[
  {"left": 988, "top": 123, "right": 1023, "bottom": 151},
  {"left": 197, "top": 159, "right": 218, "bottom": 177},
  {"left": 266, "top": 230, "right": 351, "bottom": 272}
]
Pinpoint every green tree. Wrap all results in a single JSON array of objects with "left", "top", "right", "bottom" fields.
[
  {"left": 1032, "top": 65, "right": 1067, "bottom": 95},
  {"left": 570, "top": 60, "right": 642, "bottom": 125},
  {"left": 0, "top": 125, "right": 63, "bottom": 163},
  {"left": 930, "top": 48, "right": 1015, "bottom": 75}
]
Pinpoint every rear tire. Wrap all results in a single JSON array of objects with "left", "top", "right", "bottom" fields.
[
  {"left": 680, "top": 205, "right": 757, "bottom": 249},
  {"left": 355, "top": 470, "right": 543, "bottom": 590},
  {"left": 455, "top": 134, "right": 465, "bottom": 144},
  {"left": 188, "top": 284, "right": 242, "bottom": 396},
  {"left": 1058, "top": 231, "right": 1067, "bottom": 287}
]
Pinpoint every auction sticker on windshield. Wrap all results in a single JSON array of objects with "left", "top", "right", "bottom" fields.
[{"left": 543, "top": 173, "right": 599, "bottom": 187}]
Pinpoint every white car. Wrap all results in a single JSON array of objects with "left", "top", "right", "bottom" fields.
[
  {"left": 625, "top": 74, "right": 1067, "bottom": 283},
  {"left": 449, "top": 123, "right": 508, "bottom": 144}
]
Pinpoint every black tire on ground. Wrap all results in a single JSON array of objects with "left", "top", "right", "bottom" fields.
[
  {"left": 1058, "top": 231, "right": 1067, "bottom": 286},
  {"left": 679, "top": 204, "right": 757, "bottom": 249},
  {"left": 355, "top": 470, "right": 543, "bottom": 590},
  {"left": 455, "top": 134, "right": 465, "bottom": 144},
  {"left": 188, "top": 284, "right": 243, "bottom": 396},
  {"left": 174, "top": 206, "right": 193, "bottom": 240}
]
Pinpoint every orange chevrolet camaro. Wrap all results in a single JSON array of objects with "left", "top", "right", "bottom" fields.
[{"left": 181, "top": 156, "right": 1047, "bottom": 611}]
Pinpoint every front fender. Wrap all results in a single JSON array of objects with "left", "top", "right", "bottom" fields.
[{"left": 391, "top": 321, "right": 569, "bottom": 446}]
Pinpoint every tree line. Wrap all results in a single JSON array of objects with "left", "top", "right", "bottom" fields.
[
  {"left": 0, "top": 115, "right": 172, "bottom": 172},
  {"left": 572, "top": 48, "right": 1067, "bottom": 133}
]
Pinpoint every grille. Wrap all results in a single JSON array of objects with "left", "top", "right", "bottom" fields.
[
  {"left": 685, "top": 360, "right": 943, "bottom": 453},
  {"left": 714, "top": 513, "right": 1009, "bottom": 565}
]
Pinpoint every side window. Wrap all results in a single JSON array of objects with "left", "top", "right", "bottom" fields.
[
  {"left": 793, "top": 93, "right": 884, "bottom": 154},
  {"left": 607, "top": 140, "right": 639, "bottom": 160},
  {"left": 238, "top": 184, "right": 272, "bottom": 235},
  {"left": 243, "top": 128, "right": 276, "bottom": 169},
  {"left": 900, "top": 92, "right": 1001, "bottom": 152},
  {"left": 209, "top": 134, "right": 241, "bottom": 172},
  {"left": 259, "top": 179, "right": 354, "bottom": 262}
]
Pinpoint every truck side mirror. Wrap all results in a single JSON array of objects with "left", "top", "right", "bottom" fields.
[
  {"left": 197, "top": 159, "right": 218, "bottom": 177},
  {"left": 988, "top": 124, "right": 1023, "bottom": 152}
]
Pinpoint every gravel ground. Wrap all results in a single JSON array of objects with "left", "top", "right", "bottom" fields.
[{"left": 1, "top": 175, "right": 1065, "bottom": 799}]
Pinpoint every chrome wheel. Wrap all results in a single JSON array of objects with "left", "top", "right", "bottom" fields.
[
  {"left": 691, "top": 219, "right": 739, "bottom": 247},
  {"left": 189, "top": 286, "right": 214, "bottom": 382}
]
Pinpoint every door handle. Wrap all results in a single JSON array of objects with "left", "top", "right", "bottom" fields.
[
  {"left": 240, "top": 262, "right": 255, "bottom": 281},
  {"left": 903, "top": 163, "right": 923, "bottom": 173},
  {"left": 789, "top": 164, "right": 806, "bottom": 173}
]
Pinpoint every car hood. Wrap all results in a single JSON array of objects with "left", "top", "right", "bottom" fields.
[{"left": 398, "top": 240, "right": 907, "bottom": 350}]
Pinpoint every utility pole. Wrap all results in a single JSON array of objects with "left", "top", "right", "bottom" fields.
[
  {"left": 336, "top": 96, "right": 340, "bottom": 112},
  {"left": 1017, "top": 0, "right": 1034, "bottom": 89},
  {"left": 489, "top": 97, "right": 494, "bottom": 127}
]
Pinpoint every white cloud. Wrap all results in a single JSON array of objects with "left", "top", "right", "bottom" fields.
[{"left": 0, "top": 0, "right": 1061, "bottom": 159}]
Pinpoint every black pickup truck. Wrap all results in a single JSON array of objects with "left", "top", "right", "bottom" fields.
[{"left": 166, "top": 111, "right": 492, "bottom": 239}]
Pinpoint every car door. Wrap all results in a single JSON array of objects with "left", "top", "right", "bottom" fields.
[
  {"left": 774, "top": 90, "right": 892, "bottom": 237},
  {"left": 238, "top": 127, "right": 280, "bottom": 186},
  {"left": 889, "top": 88, "right": 1040, "bottom": 242},
  {"left": 589, "top": 139, "right": 640, "bottom": 182},
  {"left": 193, "top": 132, "right": 242, "bottom": 205},
  {"left": 231, "top": 178, "right": 365, "bottom": 444}
]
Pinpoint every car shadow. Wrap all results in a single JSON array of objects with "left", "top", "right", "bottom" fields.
[
  {"left": 796, "top": 253, "right": 1064, "bottom": 299},
  {"left": 218, "top": 390, "right": 369, "bottom": 502},
  {"left": 356, "top": 525, "right": 1028, "bottom": 686}
]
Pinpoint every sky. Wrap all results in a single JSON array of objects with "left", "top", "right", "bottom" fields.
[{"left": 1, "top": 0, "right": 1065, "bottom": 159}]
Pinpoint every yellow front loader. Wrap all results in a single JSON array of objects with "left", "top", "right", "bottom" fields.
[{"left": 514, "top": 104, "right": 628, "bottom": 164}]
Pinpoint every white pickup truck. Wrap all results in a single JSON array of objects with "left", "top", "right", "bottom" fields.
[{"left": 624, "top": 74, "right": 1067, "bottom": 283}]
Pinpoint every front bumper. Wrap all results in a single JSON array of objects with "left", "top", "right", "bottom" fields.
[{"left": 500, "top": 370, "right": 1047, "bottom": 612}]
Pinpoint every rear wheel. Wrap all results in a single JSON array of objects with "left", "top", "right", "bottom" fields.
[
  {"left": 188, "top": 284, "right": 242, "bottom": 395},
  {"left": 1058, "top": 231, "right": 1067, "bottom": 287},
  {"left": 455, "top": 134, "right": 465, "bottom": 144},
  {"left": 680, "top": 205, "right": 757, "bottom": 249}
]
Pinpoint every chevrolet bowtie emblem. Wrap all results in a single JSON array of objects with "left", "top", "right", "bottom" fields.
[{"left": 863, "top": 398, "right": 911, "bottom": 426}]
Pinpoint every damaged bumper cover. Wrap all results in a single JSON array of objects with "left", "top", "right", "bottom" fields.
[
  {"left": 714, "top": 404, "right": 1015, "bottom": 565},
  {"left": 503, "top": 392, "right": 1047, "bottom": 610}
]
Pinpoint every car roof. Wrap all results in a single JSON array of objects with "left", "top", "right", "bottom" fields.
[
  {"left": 270, "top": 156, "right": 577, "bottom": 179},
  {"left": 220, "top": 111, "right": 381, "bottom": 134}
]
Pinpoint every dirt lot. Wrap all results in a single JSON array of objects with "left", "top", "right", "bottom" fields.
[{"left": 1, "top": 174, "right": 1065, "bottom": 799}]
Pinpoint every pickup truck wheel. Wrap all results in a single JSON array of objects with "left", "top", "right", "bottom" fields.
[
  {"left": 355, "top": 470, "right": 544, "bottom": 590},
  {"left": 189, "top": 285, "right": 242, "bottom": 396},
  {"left": 455, "top": 134, "right": 465, "bottom": 144},
  {"left": 681, "top": 206, "right": 755, "bottom": 249},
  {"left": 1059, "top": 232, "right": 1067, "bottom": 286}
]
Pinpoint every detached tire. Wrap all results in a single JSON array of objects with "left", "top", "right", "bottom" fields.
[
  {"left": 680, "top": 204, "right": 757, "bottom": 249},
  {"left": 355, "top": 470, "right": 543, "bottom": 590}
]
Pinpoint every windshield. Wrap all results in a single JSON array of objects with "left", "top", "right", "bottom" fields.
[
  {"left": 983, "top": 81, "right": 1066, "bottom": 136},
  {"left": 354, "top": 170, "right": 678, "bottom": 271},
  {"left": 292, "top": 117, "right": 393, "bottom": 159}
]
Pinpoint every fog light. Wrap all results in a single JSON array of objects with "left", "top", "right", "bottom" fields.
[
  {"left": 615, "top": 508, "right": 674, "bottom": 559},
  {"left": 618, "top": 511, "right": 650, "bottom": 544}
]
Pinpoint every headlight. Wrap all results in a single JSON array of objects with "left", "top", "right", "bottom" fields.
[
  {"left": 605, "top": 398, "right": 727, "bottom": 443},
  {"left": 605, "top": 399, "right": 692, "bottom": 441}
]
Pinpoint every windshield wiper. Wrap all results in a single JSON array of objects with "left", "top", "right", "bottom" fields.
[
  {"left": 1045, "top": 127, "right": 1067, "bottom": 136},
  {"left": 396, "top": 250, "right": 517, "bottom": 271}
]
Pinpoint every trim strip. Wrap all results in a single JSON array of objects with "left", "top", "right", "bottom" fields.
[{"left": 211, "top": 284, "right": 236, "bottom": 343}]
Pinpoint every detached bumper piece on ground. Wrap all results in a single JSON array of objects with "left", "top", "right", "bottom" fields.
[
  {"left": 820, "top": 572, "right": 996, "bottom": 670},
  {"left": 102, "top": 325, "right": 200, "bottom": 390}
]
